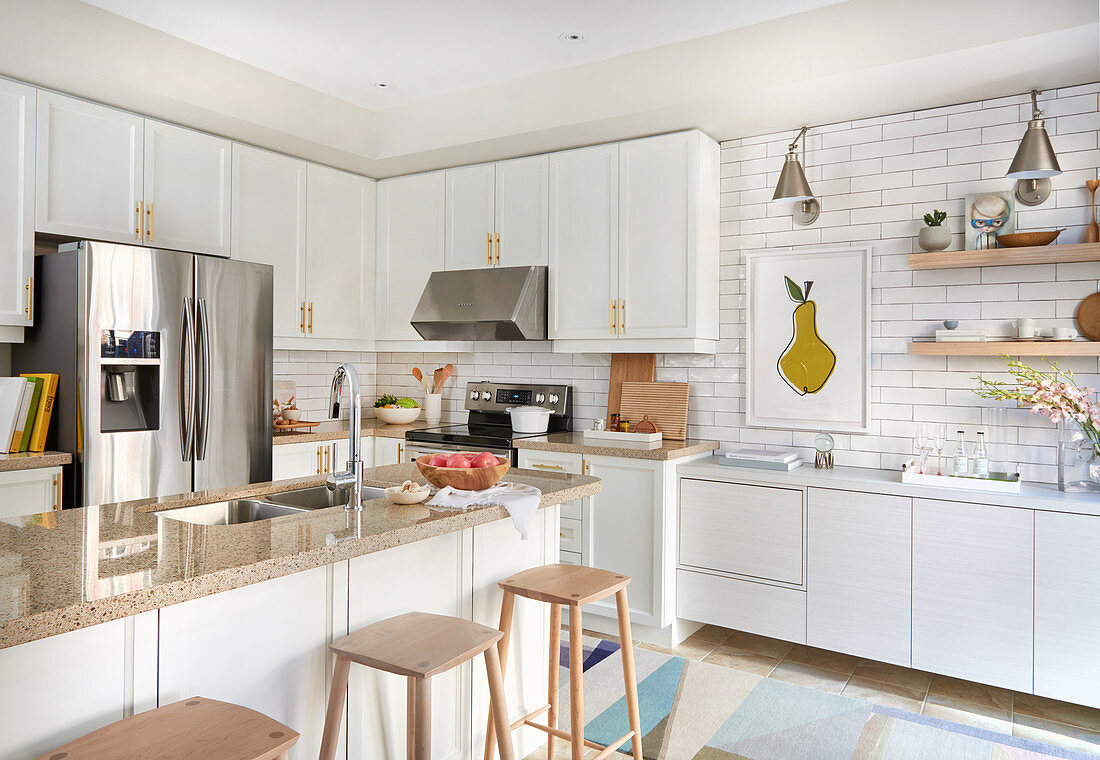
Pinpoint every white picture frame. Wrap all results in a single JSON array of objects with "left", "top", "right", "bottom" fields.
[{"left": 745, "top": 246, "right": 872, "bottom": 433}]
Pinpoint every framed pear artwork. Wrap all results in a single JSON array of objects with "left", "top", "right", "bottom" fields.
[{"left": 745, "top": 247, "right": 872, "bottom": 433}]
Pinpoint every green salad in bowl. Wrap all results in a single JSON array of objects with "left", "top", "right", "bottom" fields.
[{"left": 374, "top": 394, "right": 422, "bottom": 424}]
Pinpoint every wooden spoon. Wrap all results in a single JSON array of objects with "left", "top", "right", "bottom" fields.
[
  {"left": 412, "top": 367, "right": 423, "bottom": 386},
  {"left": 438, "top": 364, "right": 454, "bottom": 390},
  {"left": 1086, "top": 179, "right": 1099, "bottom": 244},
  {"left": 432, "top": 367, "right": 443, "bottom": 394}
]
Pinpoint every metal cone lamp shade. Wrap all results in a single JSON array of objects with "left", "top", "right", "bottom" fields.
[
  {"left": 773, "top": 152, "right": 814, "bottom": 201},
  {"left": 1006, "top": 120, "right": 1061, "bottom": 179}
]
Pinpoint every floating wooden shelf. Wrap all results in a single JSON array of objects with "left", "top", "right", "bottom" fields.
[
  {"left": 908, "top": 341, "right": 1100, "bottom": 356},
  {"left": 908, "top": 242, "right": 1100, "bottom": 270}
]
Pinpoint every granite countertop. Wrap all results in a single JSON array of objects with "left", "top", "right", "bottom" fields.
[
  {"left": 0, "top": 451, "right": 72, "bottom": 472},
  {"left": 273, "top": 418, "right": 436, "bottom": 445},
  {"left": 0, "top": 464, "right": 600, "bottom": 649},
  {"left": 514, "top": 432, "right": 720, "bottom": 461}
]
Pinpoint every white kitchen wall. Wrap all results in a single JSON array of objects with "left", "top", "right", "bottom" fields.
[{"left": 277, "top": 81, "right": 1100, "bottom": 484}]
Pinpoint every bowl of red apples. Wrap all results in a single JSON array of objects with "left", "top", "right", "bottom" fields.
[{"left": 415, "top": 451, "right": 510, "bottom": 491}]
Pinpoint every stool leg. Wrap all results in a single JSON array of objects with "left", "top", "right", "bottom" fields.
[
  {"left": 547, "top": 603, "right": 562, "bottom": 760},
  {"left": 484, "top": 643, "right": 516, "bottom": 760},
  {"left": 568, "top": 604, "right": 585, "bottom": 760},
  {"left": 406, "top": 677, "right": 416, "bottom": 760},
  {"left": 483, "top": 590, "right": 516, "bottom": 760},
  {"left": 413, "top": 676, "right": 431, "bottom": 760},
  {"left": 616, "top": 589, "right": 644, "bottom": 760},
  {"left": 318, "top": 655, "right": 352, "bottom": 760}
]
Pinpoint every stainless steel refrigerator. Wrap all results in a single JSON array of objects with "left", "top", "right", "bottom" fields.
[{"left": 12, "top": 241, "right": 273, "bottom": 507}]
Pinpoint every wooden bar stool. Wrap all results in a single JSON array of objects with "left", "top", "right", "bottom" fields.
[
  {"left": 483, "top": 564, "right": 643, "bottom": 760},
  {"left": 35, "top": 696, "right": 299, "bottom": 760},
  {"left": 318, "top": 610, "right": 516, "bottom": 760}
]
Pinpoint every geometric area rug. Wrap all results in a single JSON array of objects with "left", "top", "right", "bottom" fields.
[{"left": 560, "top": 637, "right": 1096, "bottom": 760}]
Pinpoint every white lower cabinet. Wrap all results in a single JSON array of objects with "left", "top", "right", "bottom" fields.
[
  {"left": 0, "top": 466, "right": 62, "bottom": 517},
  {"left": 1035, "top": 510, "right": 1100, "bottom": 708},
  {"left": 373, "top": 436, "right": 405, "bottom": 466},
  {"left": 272, "top": 440, "right": 350, "bottom": 480},
  {"left": 807, "top": 488, "right": 911, "bottom": 666},
  {"left": 677, "top": 569, "right": 806, "bottom": 644},
  {"left": 517, "top": 449, "right": 584, "bottom": 564},
  {"left": 912, "top": 498, "right": 1034, "bottom": 692}
]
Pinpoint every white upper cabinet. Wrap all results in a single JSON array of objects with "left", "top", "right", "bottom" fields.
[
  {"left": 305, "top": 164, "right": 375, "bottom": 341},
  {"left": 143, "top": 119, "right": 231, "bottom": 257},
  {"left": 35, "top": 91, "right": 143, "bottom": 245},
  {"left": 0, "top": 79, "right": 34, "bottom": 327},
  {"left": 494, "top": 154, "right": 549, "bottom": 267},
  {"left": 231, "top": 144, "right": 307, "bottom": 339},
  {"left": 549, "top": 144, "right": 618, "bottom": 340},
  {"left": 376, "top": 171, "right": 445, "bottom": 341},
  {"left": 445, "top": 163, "right": 495, "bottom": 270},
  {"left": 444, "top": 155, "right": 548, "bottom": 270}
]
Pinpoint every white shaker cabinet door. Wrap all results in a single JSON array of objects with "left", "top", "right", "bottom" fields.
[
  {"left": 35, "top": 91, "right": 143, "bottom": 244},
  {"left": 548, "top": 144, "right": 618, "bottom": 340},
  {"left": 272, "top": 441, "right": 323, "bottom": 480},
  {"left": 305, "top": 164, "right": 375, "bottom": 341},
  {"left": 143, "top": 119, "right": 231, "bottom": 256},
  {"left": 0, "top": 467, "right": 61, "bottom": 518},
  {"left": 372, "top": 437, "right": 404, "bottom": 466},
  {"left": 445, "top": 163, "right": 495, "bottom": 270},
  {"left": 0, "top": 79, "right": 33, "bottom": 327},
  {"left": 231, "top": 144, "right": 307, "bottom": 338},
  {"left": 494, "top": 154, "right": 548, "bottom": 267},
  {"left": 1035, "top": 510, "right": 1100, "bottom": 708},
  {"left": 912, "top": 498, "right": 1033, "bottom": 692},
  {"left": 376, "top": 171, "right": 445, "bottom": 341},
  {"left": 807, "top": 488, "right": 912, "bottom": 667}
]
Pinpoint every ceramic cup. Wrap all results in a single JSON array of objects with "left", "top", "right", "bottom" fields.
[
  {"left": 943, "top": 320, "right": 959, "bottom": 330},
  {"left": 1016, "top": 318, "right": 1036, "bottom": 339},
  {"left": 424, "top": 392, "right": 442, "bottom": 424},
  {"left": 1053, "top": 327, "right": 1079, "bottom": 340}
]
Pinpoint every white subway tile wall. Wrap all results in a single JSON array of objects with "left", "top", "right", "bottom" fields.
[{"left": 276, "top": 82, "right": 1100, "bottom": 484}]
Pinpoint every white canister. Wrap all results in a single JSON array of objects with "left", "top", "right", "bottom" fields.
[
  {"left": 424, "top": 393, "right": 442, "bottom": 424},
  {"left": 506, "top": 406, "right": 552, "bottom": 434}
]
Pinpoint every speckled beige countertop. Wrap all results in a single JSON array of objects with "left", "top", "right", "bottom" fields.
[
  {"left": 514, "top": 432, "right": 719, "bottom": 460},
  {"left": 273, "top": 418, "right": 436, "bottom": 445},
  {"left": 0, "top": 464, "right": 600, "bottom": 649},
  {"left": 0, "top": 451, "right": 71, "bottom": 472}
]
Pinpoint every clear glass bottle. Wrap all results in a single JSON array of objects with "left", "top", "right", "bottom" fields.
[
  {"left": 973, "top": 431, "right": 989, "bottom": 478},
  {"left": 952, "top": 430, "right": 969, "bottom": 477}
]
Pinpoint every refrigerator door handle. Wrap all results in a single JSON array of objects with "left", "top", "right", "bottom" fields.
[
  {"left": 180, "top": 297, "right": 196, "bottom": 462},
  {"left": 195, "top": 298, "right": 212, "bottom": 461}
]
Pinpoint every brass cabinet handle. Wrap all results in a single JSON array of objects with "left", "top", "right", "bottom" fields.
[
  {"left": 583, "top": 460, "right": 589, "bottom": 475},
  {"left": 530, "top": 463, "right": 564, "bottom": 471},
  {"left": 324, "top": 446, "right": 330, "bottom": 473},
  {"left": 316, "top": 447, "right": 322, "bottom": 474},
  {"left": 299, "top": 301, "right": 306, "bottom": 333},
  {"left": 619, "top": 299, "right": 625, "bottom": 333},
  {"left": 146, "top": 202, "right": 154, "bottom": 241},
  {"left": 24, "top": 276, "right": 32, "bottom": 322},
  {"left": 135, "top": 201, "right": 143, "bottom": 240},
  {"left": 610, "top": 299, "right": 615, "bottom": 335},
  {"left": 53, "top": 473, "right": 61, "bottom": 510},
  {"left": 398, "top": 443, "right": 404, "bottom": 460},
  {"left": 486, "top": 232, "right": 492, "bottom": 266},
  {"left": 308, "top": 302, "right": 314, "bottom": 333},
  {"left": 494, "top": 233, "right": 500, "bottom": 265}
]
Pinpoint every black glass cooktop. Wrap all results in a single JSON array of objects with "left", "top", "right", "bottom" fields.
[{"left": 406, "top": 423, "right": 548, "bottom": 449}]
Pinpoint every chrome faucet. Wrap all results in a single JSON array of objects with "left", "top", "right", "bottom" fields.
[{"left": 325, "top": 363, "right": 364, "bottom": 510}]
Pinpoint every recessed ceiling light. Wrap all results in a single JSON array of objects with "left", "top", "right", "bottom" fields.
[
  {"left": 373, "top": 82, "right": 394, "bottom": 90},
  {"left": 559, "top": 32, "right": 585, "bottom": 44}
]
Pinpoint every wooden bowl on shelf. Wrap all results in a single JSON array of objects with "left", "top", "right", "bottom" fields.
[
  {"left": 996, "top": 229, "right": 1064, "bottom": 247},
  {"left": 414, "top": 454, "right": 510, "bottom": 491}
]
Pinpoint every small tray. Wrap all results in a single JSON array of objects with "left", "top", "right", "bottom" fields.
[
  {"left": 901, "top": 458, "right": 1021, "bottom": 494},
  {"left": 272, "top": 420, "right": 321, "bottom": 432},
  {"left": 583, "top": 429, "right": 663, "bottom": 448}
]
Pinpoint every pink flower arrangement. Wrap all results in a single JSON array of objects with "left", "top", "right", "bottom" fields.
[{"left": 973, "top": 358, "right": 1100, "bottom": 445}]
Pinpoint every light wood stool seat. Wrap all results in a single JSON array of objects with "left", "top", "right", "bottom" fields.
[
  {"left": 319, "top": 611, "right": 516, "bottom": 760},
  {"left": 485, "top": 563, "right": 643, "bottom": 760},
  {"left": 35, "top": 696, "right": 299, "bottom": 760}
]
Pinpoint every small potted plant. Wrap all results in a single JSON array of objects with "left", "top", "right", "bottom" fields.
[{"left": 918, "top": 209, "right": 951, "bottom": 252}]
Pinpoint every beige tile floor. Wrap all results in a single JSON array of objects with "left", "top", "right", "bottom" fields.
[{"left": 521, "top": 624, "right": 1100, "bottom": 759}]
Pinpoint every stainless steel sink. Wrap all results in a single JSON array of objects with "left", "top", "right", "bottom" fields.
[
  {"left": 157, "top": 499, "right": 307, "bottom": 526},
  {"left": 263, "top": 485, "right": 387, "bottom": 510}
]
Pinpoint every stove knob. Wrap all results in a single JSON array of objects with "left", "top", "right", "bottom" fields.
[
  {"left": 535, "top": 393, "right": 545, "bottom": 403},
  {"left": 481, "top": 391, "right": 492, "bottom": 401},
  {"left": 548, "top": 394, "right": 559, "bottom": 404},
  {"left": 469, "top": 390, "right": 479, "bottom": 401}
]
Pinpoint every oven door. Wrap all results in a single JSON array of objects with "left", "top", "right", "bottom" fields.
[{"left": 404, "top": 441, "right": 514, "bottom": 465}]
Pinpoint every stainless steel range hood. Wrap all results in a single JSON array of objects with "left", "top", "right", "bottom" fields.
[{"left": 411, "top": 265, "right": 547, "bottom": 341}]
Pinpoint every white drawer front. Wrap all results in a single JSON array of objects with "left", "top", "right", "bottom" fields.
[
  {"left": 680, "top": 479, "right": 804, "bottom": 585},
  {"left": 560, "top": 499, "right": 582, "bottom": 520},
  {"left": 517, "top": 450, "right": 583, "bottom": 474},
  {"left": 560, "top": 516, "right": 583, "bottom": 553},
  {"left": 677, "top": 569, "right": 806, "bottom": 644},
  {"left": 559, "top": 550, "right": 583, "bottom": 566}
]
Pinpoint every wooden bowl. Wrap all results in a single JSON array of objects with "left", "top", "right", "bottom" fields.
[
  {"left": 996, "top": 230, "right": 1064, "bottom": 247},
  {"left": 415, "top": 454, "right": 510, "bottom": 491}
]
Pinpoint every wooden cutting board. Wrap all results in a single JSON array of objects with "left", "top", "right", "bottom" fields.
[
  {"left": 619, "top": 381, "right": 690, "bottom": 440},
  {"left": 1077, "top": 292, "right": 1100, "bottom": 341},
  {"left": 606, "top": 354, "right": 656, "bottom": 421}
]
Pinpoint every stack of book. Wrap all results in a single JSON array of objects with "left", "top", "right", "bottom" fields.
[
  {"left": 719, "top": 447, "right": 802, "bottom": 471},
  {"left": 0, "top": 374, "right": 58, "bottom": 453},
  {"left": 934, "top": 329, "right": 987, "bottom": 342}
]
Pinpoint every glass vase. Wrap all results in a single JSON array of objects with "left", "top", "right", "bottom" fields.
[{"left": 1058, "top": 418, "right": 1100, "bottom": 493}]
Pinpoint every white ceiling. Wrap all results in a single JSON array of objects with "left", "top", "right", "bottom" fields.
[{"left": 77, "top": 0, "right": 847, "bottom": 109}]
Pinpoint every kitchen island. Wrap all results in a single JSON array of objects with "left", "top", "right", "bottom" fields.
[{"left": 0, "top": 464, "right": 599, "bottom": 760}]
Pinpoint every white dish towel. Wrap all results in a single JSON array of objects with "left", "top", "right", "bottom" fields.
[{"left": 427, "top": 482, "right": 542, "bottom": 539}]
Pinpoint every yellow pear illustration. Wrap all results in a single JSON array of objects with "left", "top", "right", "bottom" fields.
[{"left": 778, "top": 276, "right": 836, "bottom": 395}]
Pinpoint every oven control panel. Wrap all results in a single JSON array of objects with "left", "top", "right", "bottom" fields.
[{"left": 464, "top": 381, "right": 570, "bottom": 415}]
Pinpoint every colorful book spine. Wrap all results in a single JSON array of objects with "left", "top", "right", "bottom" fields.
[
  {"left": 8, "top": 379, "right": 31, "bottom": 453},
  {"left": 21, "top": 373, "right": 58, "bottom": 453},
  {"left": 17, "top": 375, "right": 43, "bottom": 452}
]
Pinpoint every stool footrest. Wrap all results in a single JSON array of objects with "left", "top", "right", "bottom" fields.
[
  {"left": 510, "top": 704, "right": 550, "bottom": 732},
  {"left": 523, "top": 719, "right": 635, "bottom": 755},
  {"left": 589, "top": 730, "right": 636, "bottom": 760}
]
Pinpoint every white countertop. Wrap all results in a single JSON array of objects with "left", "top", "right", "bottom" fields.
[{"left": 678, "top": 457, "right": 1100, "bottom": 515}]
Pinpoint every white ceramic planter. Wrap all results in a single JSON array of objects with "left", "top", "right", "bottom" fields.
[{"left": 918, "top": 224, "right": 952, "bottom": 252}]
